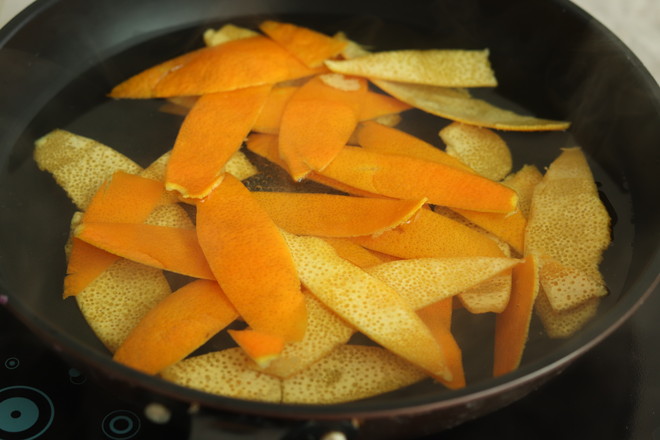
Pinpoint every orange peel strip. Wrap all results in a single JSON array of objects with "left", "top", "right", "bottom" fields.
[
  {"left": 351, "top": 208, "right": 506, "bottom": 259},
  {"left": 493, "top": 256, "right": 540, "bottom": 376},
  {"left": 281, "top": 230, "right": 451, "bottom": 381},
  {"left": 74, "top": 222, "right": 214, "bottom": 279},
  {"left": 109, "top": 50, "right": 201, "bottom": 98},
  {"left": 113, "top": 279, "right": 238, "bottom": 374},
  {"left": 259, "top": 20, "right": 347, "bottom": 68},
  {"left": 322, "top": 238, "right": 388, "bottom": 268},
  {"left": 417, "top": 298, "right": 465, "bottom": 389},
  {"left": 457, "top": 270, "right": 512, "bottom": 314},
  {"left": 165, "top": 85, "right": 271, "bottom": 199},
  {"left": 228, "top": 329, "right": 286, "bottom": 368},
  {"left": 245, "top": 132, "right": 381, "bottom": 197},
  {"left": 278, "top": 75, "right": 367, "bottom": 180},
  {"left": 196, "top": 175, "right": 306, "bottom": 342},
  {"left": 147, "top": 36, "right": 321, "bottom": 97},
  {"left": 356, "top": 120, "right": 472, "bottom": 172},
  {"left": 252, "top": 191, "right": 426, "bottom": 237},
  {"left": 253, "top": 86, "right": 299, "bottom": 134},
  {"left": 65, "top": 172, "right": 168, "bottom": 297},
  {"left": 452, "top": 208, "right": 527, "bottom": 255},
  {"left": 360, "top": 92, "right": 412, "bottom": 120},
  {"left": 318, "top": 146, "right": 518, "bottom": 213}
]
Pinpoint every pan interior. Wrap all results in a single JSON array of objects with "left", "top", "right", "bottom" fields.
[{"left": 0, "top": 0, "right": 658, "bottom": 417}]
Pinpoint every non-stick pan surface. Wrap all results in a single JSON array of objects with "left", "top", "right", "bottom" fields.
[{"left": 0, "top": 0, "right": 658, "bottom": 437}]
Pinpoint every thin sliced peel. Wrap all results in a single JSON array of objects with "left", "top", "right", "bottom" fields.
[
  {"left": 196, "top": 175, "right": 306, "bottom": 342},
  {"left": 325, "top": 49, "right": 497, "bottom": 87},
  {"left": 374, "top": 80, "right": 571, "bottom": 131},
  {"left": 113, "top": 280, "right": 238, "bottom": 374},
  {"left": 252, "top": 191, "right": 426, "bottom": 237},
  {"left": 281, "top": 230, "right": 451, "bottom": 381}
]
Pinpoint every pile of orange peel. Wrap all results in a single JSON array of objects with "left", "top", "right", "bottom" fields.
[{"left": 32, "top": 20, "right": 611, "bottom": 404}]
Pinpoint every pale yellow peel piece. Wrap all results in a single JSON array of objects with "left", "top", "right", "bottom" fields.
[
  {"left": 439, "top": 122, "right": 512, "bottom": 181},
  {"left": 534, "top": 291, "right": 600, "bottom": 338},
  {"left": 260, "top": 293, "right": 355, "bottom": 378},
  {"left": 33, "top": 129, "right": 142, "bottom": 210},
  {"left": 458, "top": 270, "right": 512, "bottom": 314},
  {"left": 203, "top": 24, "right": 260, "bottom": 47},
  {"left": 525, "top": 148, "right": 611, "bottom": 283},
  {"left": 502, "top": 164, "right": 543, "bottom": 219},
  {"left": 366, "top": 257, "right": 518, "bottom": 310},
  {"left": 281, "top": 345, "right": 427, "bottom": 404},
  {"left": 325, "top": 49, "right": 497, "bottom": 87},
  {"left": 161, "top": 348, "right": 282, "bottom": 402},
  {"left": 75, "top": 258, "right": 171, "bottom": 353},
  {"left": 374, "top": 80, "right": 571, "bottom": 132},
  {"left": 281, "top": 230, "right": 451, "bottom": 381},
  {"left": 539, "top": 257, "right": 607, "bottom": 312}
]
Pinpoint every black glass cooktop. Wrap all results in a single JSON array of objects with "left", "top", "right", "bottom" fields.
[{"left": 1, "top": 286, "right": 659, "bottom": 440}]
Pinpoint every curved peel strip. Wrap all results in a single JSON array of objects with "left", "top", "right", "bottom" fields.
[
  {"left": 33, "top": 130, "right": 143, "bottom": 210},
  {"left": 366, "top": 257, "right": 519, "bottom": 310},
  {"left": 457, "top": 270, "right": 512, "bottom": 314},
  {"left": 281, "top": 230, "right": 451, "bottom": 381},
  {"left": 259, "top": 20, "right": 347, "bottom": 68},
  {"left": 351, "top": 208, "right": 506, "bottom": 259},
  {"left": 74, "top": 222, "right": 214, "bottom": 279},
  {"left": 417, "top": 299, "right": 465, "bottom": 389},
  {"left": 502, "top": 164, "right": 543, "bottom": 219},
  {"left": 252, "top": 191, "right": 426, "bottom": 238},
  {"left": 493, "top": 255, "right": 540, "bottom": 376},
  {"left": 228, "top": 329, "right": 286, "bottom": 368},
  {"left": 151, "top": 36, "right": 321, "bottom": 97},
  {"left": 452, "top": 208, "right": 527, "bottom": 255},
  {"left": 196, "top": 175, "right": 306, "bottom": 342},
  {"left": 439, "top": 122, "right": 512, "bottom": 181},
  {"left": 281, "top": 345, "right": 427, "bottom": 404},
  {"left": 325, "top": 49, "right": 497, "bottom": 87},
  {"left": 356, "top": 120, "right": 472, "bottom": 172},
  {"left": 318, "top": 146, "right": 518, "bottom": 213},
  {"left": 75, "top": 259, "right": 171, "bottom": 353},
  {"left": 165, "top": 85, "right": 271, "bottom": 199},
  {"left": 374, "top": 80, "right": 571, "bottom": 131},
  {"left": 524, "top": 147, "right": 611, "bottom": 283},
  {"left": 161, "top": 348, "right": 282, "bottom": 402},
  {"left": 261, "top": 292, "right": 355, "bottom": 378},
  {"left": 113, "top": 280, "right": 238, "bottom": 374}
]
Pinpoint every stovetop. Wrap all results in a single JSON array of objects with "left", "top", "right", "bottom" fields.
[{"left": 1, "top": 285, "right": 659, "bottom": 440}]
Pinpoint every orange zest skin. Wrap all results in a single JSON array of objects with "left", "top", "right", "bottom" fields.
[
  {"left": 351, "top": 208, "right": 506, "bottom": 259},
  {"left": 108, "top": 51, "right": 201, "bottom": 99},
  {"left": 65, "top": 172, "right": 167, "bottom": 297},
  {"left": 252, "top": 191, "right": 426, "bottom": 237},
  {"left": 74, "top": 222, "right": 215, "bottom": 280},
  {"left": 417, "top": 298, "right": 466, "bottom": 389},
  {"left": 259, "top": 20, "right": 347, "bottom": 68},
  {"left": 113, "top": 280, "right": 238, "bottom": 374},
  {"left": 149, "top": 36, "right": 321, "bottom": 97},
  {"left": 245, "top": 132, "right": 382, "bottom": 197},
  {"left": 252, "top": 86, "right": 411, "bottom": 135},
  {"left": 493, "top": 255, "right": 540, "bottom": 376},
  {"left": 278, "top": 76, "right": 367, "bottom": 180},
  {"left": 356, "top": 120, "right": 471, "bottom": 172},
  {"left": 196, "top": 175, "right": 306, "bottom": 342},
  {"left": 452, "top": 208, "right": 527, "bottom": 255},
  {"left": 165, "top": 85, "right": 271, "bottom": 199},
  {"left": 318, "top": 146, "right": 518, "bottom": 213},
  {"left": 228, "top": 329, "right": 286, "bottom": 368}
]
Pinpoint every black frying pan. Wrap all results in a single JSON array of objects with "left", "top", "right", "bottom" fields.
[{"left": 0, "top": 0, "right": 658, "bottom": 438}]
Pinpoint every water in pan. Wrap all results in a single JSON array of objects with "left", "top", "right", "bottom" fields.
[{"left": 0, "top": 15, "right": 635, "bottom": 404}]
